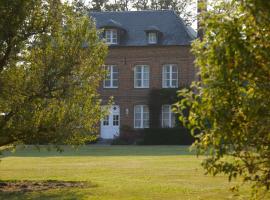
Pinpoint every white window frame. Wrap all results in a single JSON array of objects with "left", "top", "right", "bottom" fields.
[
  {"left": 134, "top": 65, "right": 149, "bottom": 88},
  {"left": 162, "top": 105, "right": 175, "bottom": 128},
  {"left": 134, "top": 105, "right": 149, "bottom": 129},
  {"left": 105, "top": 29, "right": 118, "bottom": 45},
  {"left": 162, "top": 64, "right": 178, "bottom": 88},
  {"left": 103, "top": 65, "right": 118, "bottom": 88},
  {"left": 148, "top": 32, "right": 157, "bottom": 44}
]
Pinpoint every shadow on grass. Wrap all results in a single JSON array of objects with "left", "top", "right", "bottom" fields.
[
  {"left": 1, "top": 145, "right": 195, "bottom": 157},
  {"left": 0, "top": 188, "right": 93, "bottom": 200}
]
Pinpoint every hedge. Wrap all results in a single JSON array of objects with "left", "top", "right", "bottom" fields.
[{"left": 138, "top": 128, "right": 194, "bottom": 145}]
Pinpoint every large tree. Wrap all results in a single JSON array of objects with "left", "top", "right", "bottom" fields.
[
  {"left": 0, "top": 0, "right": 108, "bottom": 147},
  {"left": 175, "top": 0, "right": 270, "bottom": 197}
]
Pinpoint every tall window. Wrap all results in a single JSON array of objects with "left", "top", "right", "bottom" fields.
[
  {"left": 134, "top": 65, "right": 149, "bottom": 88},
  {"left": 162, "top": 105, "right": 175, "bottom": 128},
  {"left": 162, "top": 64, "right": 178, "bottom": 88},
  {"left": 104, "top": 65, "right": 118, "bottom": 88},
  {"left": 148, "top": 32, "right": 157, "bottom": 44},
  {"left": 105, "top": 29, "right": 118, "bottom": 44},
  {"left": 134, "top": 105, "right": 149, "bottom": 128}
]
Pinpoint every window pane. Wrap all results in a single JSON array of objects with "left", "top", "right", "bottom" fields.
[
  {"left": 142, "top": 106, "right": 149, "bottom": 128},
  {"left": 135, "top": 106, "right": 141, "bottom": 113},
  {"left": 165, "top": 66, "right": 170, "bottom": 73},
  {"left": 166, "top": 80, "right": 170, "bottom": 87},
  {"left": 134, "top": 105, "right": 141, "bottom": 128},
  {"left": 162, "top": 105, "right": 172, "bottom": 128},
  {"left": 171, "top": 112, "right": 175, "bottom": 127},
  {"left": 143, "top": 79, "right": 149, "bottom": 87},
  {"left": 135, "top": 119, "right": 141, "bottom": 128},
  {"left": 103, "top": 115, "right": 109, "bottom": 126},
  {"left": 113, "top": 115, "right": 119, "bottom": 126},
  {"left": 136, "top": 72, "right": 141, "bottom": 80},
  {"left": 171, "top": 80, "right": 177, "bottom": 87},
  {"left": 112, "top": 80, "right": 118, "bottom": 87},
  {"left": 172, "top": 66, "right": 178, "bottom": 73},
  {"left": 148, "top": 32, "right": 157, "bottom": 44},
  {"left": 104, "top": 80, "right": 111, "bottom": 87},
  {"left": 143, "top": 66, "right": 149, "bottom": 73},
  {"left": 172, "top": 72, "right": 177, "bottom": 79},
  {"left": 136, "top": 66, "right": 142, "bottom": 73}
]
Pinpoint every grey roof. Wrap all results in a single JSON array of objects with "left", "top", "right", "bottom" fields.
[
  {"left": 102, "top": 19, "right": 124, "bottom": 29},
  {"left": 89, "top": 10, "right": 196, "bottom": 46},
  {"left": 144, "top": 25, "right": 161, "bottom": 32}
]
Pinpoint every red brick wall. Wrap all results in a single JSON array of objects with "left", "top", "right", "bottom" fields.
[{"left": 99, "top": 45, "right": 195, "bottom": 129}]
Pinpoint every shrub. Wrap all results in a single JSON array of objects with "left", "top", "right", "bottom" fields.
[{"left": 139, "top": 128, "right": 194, "bottom": 145}]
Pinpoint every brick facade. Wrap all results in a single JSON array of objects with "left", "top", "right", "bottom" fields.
[{"left": 99, "top": 45, "right": 195, "bottom": 131}]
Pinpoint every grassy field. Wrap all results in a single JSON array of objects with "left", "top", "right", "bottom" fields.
[{"left": 0, "top": 145, "right": 251, "bottom": 200}]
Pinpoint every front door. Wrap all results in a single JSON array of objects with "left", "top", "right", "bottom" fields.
[{"left": 100, "top": 105, "right": 120, "bottom": 139}]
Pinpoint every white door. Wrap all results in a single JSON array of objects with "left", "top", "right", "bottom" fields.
[{"left": 100, "top": 105, "right": 120, "bottom": 139}]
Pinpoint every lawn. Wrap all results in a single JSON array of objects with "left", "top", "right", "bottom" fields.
[{"left": 0, "top": 145, "right": 251, "bottom": 200}]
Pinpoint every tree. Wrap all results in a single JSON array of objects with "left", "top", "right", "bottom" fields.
[
  {"left": 104, "top": 0, "right": 131, "bottom": 11},
  {"left": 132, "top": 0, "right": 149, "bottom": 10},
  {"left": 0, "top": 0, "right": 108, "bottom": 147},
  {"left": 175, "top": 0, "right": 270, "bottom": 197},
  {"left": 133, "top": 0, "right": 195, "bottom": 25},
  {"left": 90, "top": 0, "right": 109, "bottom": 11}
]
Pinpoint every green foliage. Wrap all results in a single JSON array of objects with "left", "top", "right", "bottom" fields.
[
  {"left": 175, "top": 0, "right": 270, "bottom": 197},
  {"left": 148, "top": 88, "right": 179, "bottom": 128},
  {"left": 0, "top": 0, "right": 108, "bottom": 147}
]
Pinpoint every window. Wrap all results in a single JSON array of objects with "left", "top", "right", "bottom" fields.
[
  {"left": 162, "top": 105, "right": 175, "bottom": 128},
  {"left": 104, "top": 65, "right": 118, "bottom": 88},
  {"left": 105, "top": 29, "right": 118, "bottom": 44},
  {"left": 103, "top": 115, "right": 109, "bottom": 126},
  {"left": 113, "top": 115, "right": 119, "bottom": 126},
  {"left": 134, "top": 105, "right": 149, "bottom": 128},
  {"left": 134, "top": 65, "right": 149, "bottom": 88},
  {"left": 148, "top": 32, "right": 157, "bottom": 44},
  {"left": 162, "top": 64, "right": 178, "bottom": 88}
]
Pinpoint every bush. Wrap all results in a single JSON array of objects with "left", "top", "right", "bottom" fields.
[{"left": 139, "top": 128, "right": 194, "bottom": 145}]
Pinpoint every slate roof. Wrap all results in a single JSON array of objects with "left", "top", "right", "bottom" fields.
[{"left": 89, "top": 10, "right": 196, "bottom": 46}]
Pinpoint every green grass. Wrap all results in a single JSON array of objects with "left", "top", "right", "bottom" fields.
[{"left": 0, "top": 145, "right": 251, "bottom": 200}]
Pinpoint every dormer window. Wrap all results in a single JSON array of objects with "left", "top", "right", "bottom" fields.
[
  {"left": 148, "top": 32, "right": 157, "bottom": 44},
  {"left": 105, "top": 29, "right": 118, "bottom": 45}
]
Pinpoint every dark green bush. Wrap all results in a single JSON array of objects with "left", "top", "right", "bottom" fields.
[{"left": 139, "top": 128, "right": 194, "bottom": 145}]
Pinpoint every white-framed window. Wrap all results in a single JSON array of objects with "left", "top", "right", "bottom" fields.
[
  {"left": 162, "top": 105, "right": 175, "bottom": 128},
  {"left": 134, "top": 105, "right": 149, "bottom": 128},
  {"left": 148, "top": 32, "right": 157, "bottom": 44},
  {"left": 103, "top": 65, "right": 118, "bottom": 88},
  {"left": 162, "top": 64, "right": 178, "bottom": 88},
  {"left": 103, "top": 115, "right": 109, "bottom": 126},
  {"left": 134, "top": 65, "right": 149, "bottom": 88},
  {"left": 113, "top": 115, "right": 119, "bottom": 126},
  {"left": 105, "top": 29, "right": 118, "bottom": 44}
]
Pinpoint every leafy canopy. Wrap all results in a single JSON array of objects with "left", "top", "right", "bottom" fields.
[
  {"left": 175, "top": 0, "right": 270, "bottom": 197},
  {"left": 0, "top": 0, "right": 108, "bottom": 147}
]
